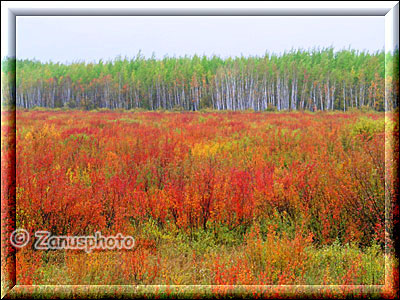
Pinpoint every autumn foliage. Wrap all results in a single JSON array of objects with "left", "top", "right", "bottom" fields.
[{"left": 1, "top": 109, "right": 398, "bottom": 296}]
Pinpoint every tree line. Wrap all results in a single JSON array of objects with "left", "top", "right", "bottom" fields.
[{"left": 2, "top": 48, "right": 399, "bottom": 111}]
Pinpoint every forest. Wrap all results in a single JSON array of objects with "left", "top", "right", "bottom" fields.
[
  {"left": 1, "top": 46, "right": 399, "bottom": 297},
  {"left": 2, "top": 48, "right": 399, "bottom": 111}
]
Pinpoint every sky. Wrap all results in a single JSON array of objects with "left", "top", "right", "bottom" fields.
[{"left": 16, "top": 16, "right": 385, "bottom": 63}]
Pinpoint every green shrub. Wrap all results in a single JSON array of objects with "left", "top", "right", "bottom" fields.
[
  {"left": 171, "top": 105, "right": 185, "bottom": 112},
  {"left": 265, "top": 104, "right": 277, "bottom": 112},
  {"left": 350, "top": 116, "right": 385, "bottom": 139}
]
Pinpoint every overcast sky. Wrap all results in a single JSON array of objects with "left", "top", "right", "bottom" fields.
[{"left": 16, "top": 16, "right": 385, "bottom": 63}]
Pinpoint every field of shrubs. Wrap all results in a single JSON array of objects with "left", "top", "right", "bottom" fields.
[{"left": 2, "top": 109, "right": 398, "bottom": 297}]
